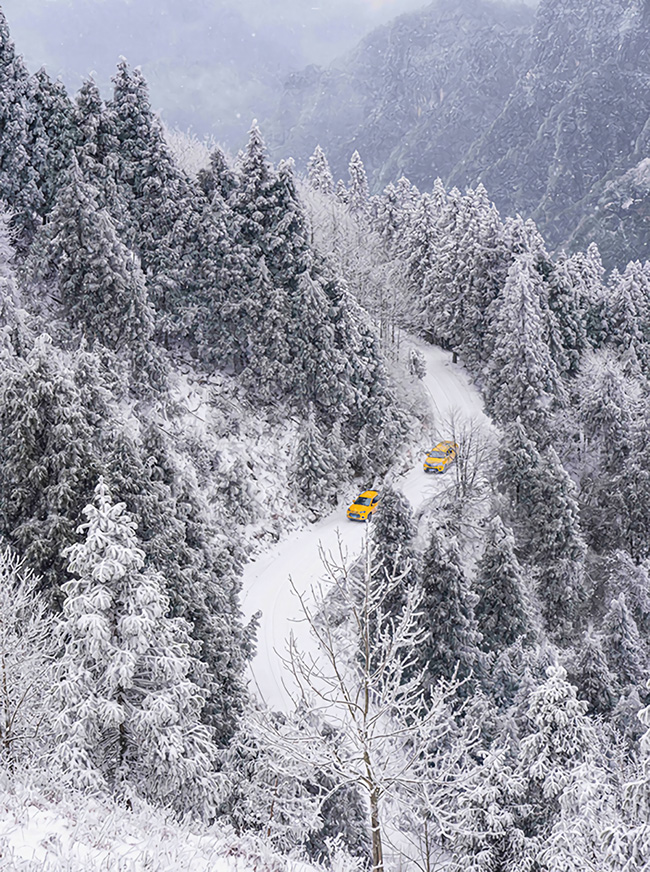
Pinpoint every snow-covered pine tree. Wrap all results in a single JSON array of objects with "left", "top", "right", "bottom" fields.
[
  {"left": 103, "top": 423, "right": 251, "bottom": 743},
  {"left": 614, "top": 695, "right": 650, "bottom": 869},
  {"left": 334, "top": 178, "right": 348, "bottom": 205},
  {"left": 605, "top": 550, "right": 650, "bottom": 637},
  {"left": 408, "top": 186, "right": 445, "bottom": 324},
  {"left": 73, "top": 77, "right": 122, "bottom": 217},
  {"left": 55, "top": 478, "right": 222, "bottom": 818},
  {"left": 292, "top": 405, "right": 339, "bottom": 512},
  {"left": 604, "top": 262, "right": 647, "bottom": 363},
  {"left": 0, "top": 336, "right": 101, "bottom": 601},
  {"left": 450, "top": 742, "right": 533, "bottom": 872},
  {"left": 539, "top": 754, "right": 621, "bottom": 872},
  {"left": 346, "top": 150, "right": 369, "bottom": 217},
  {"left": 416, "top": 526, "right": 482, "bottom": 694},
  {"left": 601, "top": 594, "right": 647, "bottom": 689},
  {"left": 454, "top": 185, "right": 509, "bottom": 371},
  {"left": 306, "top": 145, "right": 334, "bottom": 195},
  {"left": 546, "top": 253, "right": 589, "bottom": 376},
  {"left": 566, "top": 628, "right": 618, "bottom": 715},
  {"left": 197, "top": 145, "right": 238, "bottom": 202},
  {"left": 109, "top": 59, "right": 200, "bottom": 337},
  {"left": 48, "top": 158, "right": 155, "bottom": 358},
  {"left": 518, "top": 665, "right": 595, "bottom": 836},
  {"left": 26, "top": 67, "right": 76, "bottom": 222},
  {"left": 0, "top": 9, "right": 41, "bottom": 241},
  {"left": 576, "top": 352, "right": 639, "bottom": 549},
  {"left": 231, "top": 121, "right": 279, "bottom": 262},
  {"left": 369, "top": 486, "right": 419, "bottom": 622},
  {"left": 474, "top": 515, "right": 532, "bottom": 652},
  {"left": 566, "top": 242, "right": 608, "bottom": 349},
  {"left": 484, "top": 253, "right": 565, "bottom": 440},
  {"left": 0, "top": 204, "right": 19, "bottom": 333}
]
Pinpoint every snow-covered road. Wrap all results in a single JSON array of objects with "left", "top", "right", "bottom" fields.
[{"left": 240, "top": 338, "right": 487, "bottom": 710}]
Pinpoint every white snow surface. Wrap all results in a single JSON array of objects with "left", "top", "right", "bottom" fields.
[
  {"left": 0, "top": 780, "right": 318, "bottom": 872},
  {"left": 241, "top": 339, "right": 489, "bottom": 711}
]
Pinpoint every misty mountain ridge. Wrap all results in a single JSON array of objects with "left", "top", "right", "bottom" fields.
[{"left": 269, "top": 0, "right": 650, "bottom": 268}]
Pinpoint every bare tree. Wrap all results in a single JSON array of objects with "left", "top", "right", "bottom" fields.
[
  {"left": 442, "top": 411, "right": 496, "bottom": 504},
  {"left": 262, "top": 532, "right": 477, "bottom": 872},
  {"left": 0, "top": 548, "right": 55, "bottom": 773}
]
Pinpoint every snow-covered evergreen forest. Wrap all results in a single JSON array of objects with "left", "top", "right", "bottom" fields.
[{"left": 1, "top": 6, "right": 650, "bottom": 870}]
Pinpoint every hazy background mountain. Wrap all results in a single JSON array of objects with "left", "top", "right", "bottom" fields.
[
  {"left": 269, "top": 0, "right": 650, "bottom": 268},
  {"left": 267, "top": 0, "right": 535, "bottom": 189},
  {"left": 0, "top": 0, "right": 431, "bottom": 146}
]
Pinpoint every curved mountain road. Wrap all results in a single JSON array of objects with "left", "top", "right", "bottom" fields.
[{"left": 240, "top": 338, "right": 487, "bottom": 711}]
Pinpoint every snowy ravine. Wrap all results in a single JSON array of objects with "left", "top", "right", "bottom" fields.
[{"left": 240, "top": 339, "right": 489, "bottom": 711}]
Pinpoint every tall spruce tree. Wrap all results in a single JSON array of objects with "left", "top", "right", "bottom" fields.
[
  {"left": 103, "top": 423, "right": 251, "bottom": 742},
  {"left": 484, "top": 253, "right": 565, "bottom": 439},
  {"left": 416, "top": 526, "right": 481, "bottom": 693},
  {"left": 347, "top": 150, "right": 369, "bottom": 216},
  {"left": 109, "top": 59, "right": 200, "bottom": 334},
  {"left": 601, "top": 594, "right": 647, "bottom": 688},
  {"left": 197, "top": 146, "right": 238, "bottom": 202},
  {"left": 306, "top": 145, "right": 334, "bottom": 195},
  {"left": 26, "top": 67, "right": 76, "bottom": 222},
  {"left": 0, "top": 336, "right": 101, "bottom": 601},
  {"left": 566, "top": 628, "right": 618, "bottom": 716},
  {"left": 474, "top": 516, "right": 531, "bottom": 652},
  {"left": 55, "top": 478, "right": 222, "bottom": 818},
  {"left": 0, "top": 9, "right": 41, "bottom": 240},
  {"left": 369, "top": 486, "right": 419, "bottom": 621},
  {"left": 518, "top": 665, "right": 595, "bottom": 836},
  {"left": 48, "top": 158, "right": 155, "bottom": 357}
]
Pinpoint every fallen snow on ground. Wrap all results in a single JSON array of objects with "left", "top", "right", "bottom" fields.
[
  {"left": 0, "top": 780, "right": 319, "bottom": 872},
  {"left": 241, "top": 339, "right": 489, "bottom": 711}
]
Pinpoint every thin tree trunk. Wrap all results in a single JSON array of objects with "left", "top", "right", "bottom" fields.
[{"left": 369, "top": 784, "right": 384, "bottom": 872}]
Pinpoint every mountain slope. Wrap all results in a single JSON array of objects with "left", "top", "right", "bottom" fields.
[
  {"left": 270, "top": 0, "right": 650, "bottom": 268},
  {"left": 449, "top": 0, "right": 650, "bottom": 263},
  {"left": 267, "top": 0, "right": 534, "bottom": 189}
]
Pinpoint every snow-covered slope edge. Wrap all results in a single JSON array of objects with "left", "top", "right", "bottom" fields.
[{"left": 0, "top": 779, "right": 323, "bottom": 872}]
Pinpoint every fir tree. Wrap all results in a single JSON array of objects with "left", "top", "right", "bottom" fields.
[
  {"left": 48, "top": 158, "right": 155, "bottom": 357},
  {"left": 26, "top": 67, "right": 77, "bottom": 221},
  {"left": 450, "top": 742, "right": 533, "bottom": 872},
  {"left": 369, "top": 486, "right": 419, "bottom": 621},
  {"left": 0, "top": 9, "right": 40, "bottom": 240},
  {"left": 292, "top": 406, "right": 339, "bottom": 511},
  {"left": 546, "top": 253, "right": 589, "bottom": 376},
  {"left": 197, "top": 146, "right": 238, "bottom": 202},
  {"left": 566, "top": 628, "right": 618, "bottom": 715},
  {"left": 306, "top": 145, "right": 334, "bottom": 195},
  {"left": 0, "top": 204, "right": 18, "bottom": 332},
  {"left": 602, "top": 594, "right": 647, "bottom": 688},
  {"left": 416, "top": 526, "right": 481, "bottom": 693},
  {"left": 347, "top": 150, "right": 369, "bottom": 216},
  {"left": 518, "top": 665, "right": 595, "bottom": 833},
  {"left": 109, "top": 59, "right": 200, "bottom": 334},
  {"left": 484, "top": 253, "right": 565, "bottom": 439},
  {"left": 0, "top": 336, "right": 101, "bottom": 601},
  {"left": 73, "top": 77, "right": 121, "bottom": 215},
  {"left": 604, "top": 263, "right": 647, "bottom": 361},
  {"left": 103, "top": 423, "right": 251, "bottom": 742},
  {"left": 55, "top": 478, "right": 222, "bottom": 818},
  {"left": 474, "top": 516, "right": 532, "bottom": 651}
]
